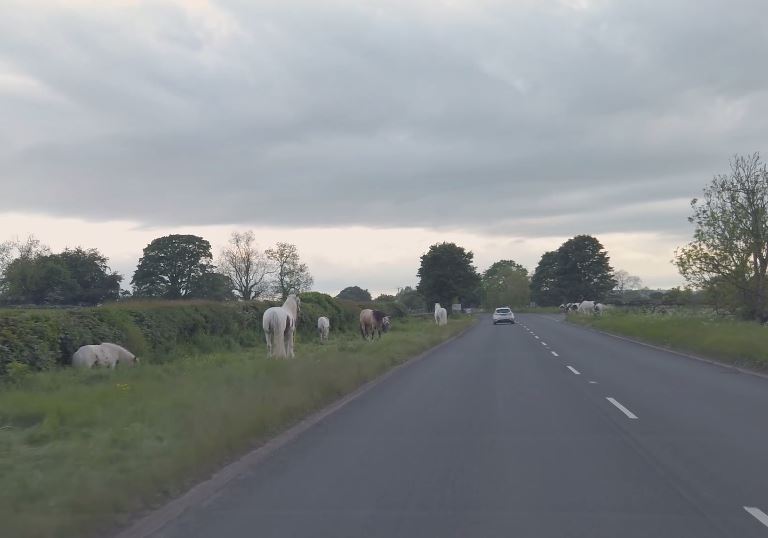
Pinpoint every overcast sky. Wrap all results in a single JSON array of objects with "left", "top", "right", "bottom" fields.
[{"left": 2, "top": 0, "right": 767, "bottom": 295}]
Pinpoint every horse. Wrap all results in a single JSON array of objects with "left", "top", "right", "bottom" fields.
[
  {"left": 262, "top": 294, "right": 301, "bottom": 358},
  {"left": 434, "top": 303, "right": 448, "bottom": 326},
  {"left": 360, "top": 309, "right": 391, "bottom": 340},
  {"left": 578, "top": 300, "right": 596, "bottom": 314},
  {"left": 72, "top": 343, "right": 138, "bottom": 368},
  {"left": 317, "top": 316, "right": 330, "bottom": 342}
]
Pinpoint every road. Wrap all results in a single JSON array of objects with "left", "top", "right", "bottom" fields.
[{"left": 153, "top": 314, "right": 768, "bottom": 538}]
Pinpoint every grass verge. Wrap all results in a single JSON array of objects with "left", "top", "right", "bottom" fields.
[
  {"left": 0, "top": 316, "right": 473, "bottom": 538},
  {"left": 567, "top": 312, "right": 768, "bottom": 371}
]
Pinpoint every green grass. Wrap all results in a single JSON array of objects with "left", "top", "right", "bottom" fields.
[
  {"left": 0, "top": 316, "right": 473, "bottom": 538},
  {"left": 568, "top": 311, "right": 768, "bottom": 371}
]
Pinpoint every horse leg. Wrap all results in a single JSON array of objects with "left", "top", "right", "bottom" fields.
[{"left": 264, "top": 330, "right": 272, "bottom": 357}]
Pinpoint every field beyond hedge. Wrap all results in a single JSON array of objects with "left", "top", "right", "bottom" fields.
[
  {"left": 0, "top": 314, "right": 473, "bottom": 538},
  {"left": 567, "top": 311, "right": 768, "bottom": 372}
]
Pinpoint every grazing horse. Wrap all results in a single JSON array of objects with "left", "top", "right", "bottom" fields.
[
  {"left": 577, "top": 300, "right": 596, "bottom": 314},
  {"left": 262, "top": 294, "right": 301, "bottom": 358},
  {"left": 72, "top": 343, "right": 139, "bottom": 368},
  {"left": 434, "top": 303, "right": 448, "bottom": 326},
  {"left": 360, "top": 309, "right": 391, "bottom": 340},
  {"left": 317, "top": 316, "right": 330, "bottom": 342}
]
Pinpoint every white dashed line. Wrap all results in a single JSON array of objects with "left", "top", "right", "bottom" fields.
[
  {"left": 588, "top": 380, "right": 598, "bottom": 384},
  {"left": 606, "top": 397, "right": 638, "bottom": 419},
  {"left": 534, "top": 336, "right": 540, "bottom": 339},
  {"left": 541, "top": 342, "right": 548, "bottom": 346},
  {"left": 566, "top": 366, "right": 581, "bottom": 375},
  {"left": 745, "top": 507, "right": 768, "bottom": 528},
  {"left": 550, "top": 351, "right": 559, "bottom": 357}
]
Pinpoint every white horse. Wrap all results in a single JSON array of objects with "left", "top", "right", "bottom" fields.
[
  {"left": 72, "top": 343, "right": 139, "bottom": 368},
  {"left": 594, "top": 303, "right": 608, "bottom": 315},
  {"left": 578, "top": 300, "right": 596, "bottom": 314},
  {"left": 263, "top": 294, "right": 301, "bottom": 358},
  {"left": 434, "top": 303, "right": 448, "bottom": 326},
  {"left": 317, "top": 316, "right": 330, "bottom": 342}
]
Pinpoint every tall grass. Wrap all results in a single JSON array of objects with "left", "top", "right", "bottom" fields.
[
  {"left": 0, "top": 316, "right": 473, "bottom": 538},
  {"left": 568, "top": 311, "right": 768, "bottom": 370}
]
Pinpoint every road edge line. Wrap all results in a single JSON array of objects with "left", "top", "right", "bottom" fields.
[{"left": 114, "top": 320, "right": 477, "bottom": 538}]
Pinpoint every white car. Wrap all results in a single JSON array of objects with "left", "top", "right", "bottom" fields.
[{"left": 492, "top": 307, "right": 515, "bottom": 325}]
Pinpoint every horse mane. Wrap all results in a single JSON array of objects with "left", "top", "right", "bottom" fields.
[{"left": 372, "top": 310, "right": 386, "bottom": 322}]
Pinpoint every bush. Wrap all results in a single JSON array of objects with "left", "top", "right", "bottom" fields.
[{"left": 0, "top": 297, "right": 362, "bottom": 377}]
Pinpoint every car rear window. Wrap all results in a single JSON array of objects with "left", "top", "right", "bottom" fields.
[{"left": 495, "top": 308, "right": 511, "bottom": 314}]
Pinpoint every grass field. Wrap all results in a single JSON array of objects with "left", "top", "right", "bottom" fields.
[
  {"left": 568, "top": 311, "right": 768, "bottom": 371},
  {"left": 0, "top": 316, "right": 473, "bottom": 538}
]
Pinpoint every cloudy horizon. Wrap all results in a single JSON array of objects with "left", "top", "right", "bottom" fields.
[{"left": 3, "top": 0, "right": 767, "bottom": 295}]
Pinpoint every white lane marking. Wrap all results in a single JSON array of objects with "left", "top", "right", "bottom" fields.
[
  {"left": 541, "top": 342, "right": 548, "bottom": 346},
  {"left": 534, "top": 336, "right": 540, "bottom": 339},
  {"left": 588, "top": 380, "right": 598, "bottom": 384},
  {"left": 551, "top": 351, "right": 559, "bottom": 357},
  {"left": 606, "top": 397, "right": 638, "bottom": 419},
  {"left": 745, "top": 507, "right": 768, "bottom": 528},
  {"left": 566, "top": 366, "right": 581, "bottom": 375}
]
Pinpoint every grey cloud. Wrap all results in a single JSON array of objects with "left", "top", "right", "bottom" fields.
[{"left": 2, "top": 0, "right": 767, "bottom": 237}]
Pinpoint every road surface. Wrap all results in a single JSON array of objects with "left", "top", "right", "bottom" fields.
[{"left": 153, "top": 314, "right": 768, "bottom": 537}]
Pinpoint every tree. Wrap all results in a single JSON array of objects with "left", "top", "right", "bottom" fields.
[
  {"left": 336, "top": 286, "right": 372, "bottom": 302},
  {"left": 395, "top": 286, "right": 425, "bottom": 312},
  {"left": 374, "top": 293, "right": 396, "bottom": 302},
  {"left": 529, "top": 236, "right": 616, "bottom": 306},
  {"left": 675, "top": 153, "right": 768, "bottom": 321},
  {"left": 416, "top": 242, "right": 481, "bottom": 307},
  {"left": 1, "top": 247, "right": 121, "bottom": 305},
  {"left": 131, "top": 234, "right": 214, "bottom": 299},
  {"left": 614, "top": 270, "right": 643, "bottom": 294},
  {"left": 188, "top": 272, "right": 235, "bottom": 301},
  {"left": 530, "top": 251, "right": 561, "bottom": 306},
  {"left": 265, "top": 242, "right": 313, "bottom": 300},
  {"left": 482, "top": 259, "right": 530, "bottom": 308},
  {"left": 0, "top": 235, "right": 50, "bottom": 278},
  {"left": 218, "top": 231, "right": 273, "bottom": 300}
]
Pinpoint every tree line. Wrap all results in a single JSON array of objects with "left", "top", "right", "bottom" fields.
[{"left": 0, "top": 232, "right": 313, "bottom": 306}]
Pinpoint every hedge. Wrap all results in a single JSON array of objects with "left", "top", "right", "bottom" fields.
[{"left": 0, "top": 293, "right": 407, "bottom": 377}]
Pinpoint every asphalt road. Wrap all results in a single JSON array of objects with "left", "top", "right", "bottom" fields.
[{"left": 154, "top": 314, "right": 768, "bottom": 538}]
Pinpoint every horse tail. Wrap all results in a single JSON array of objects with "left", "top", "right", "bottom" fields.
[{"left": 273, "top": 313, "right": 288, "bottom": 357}]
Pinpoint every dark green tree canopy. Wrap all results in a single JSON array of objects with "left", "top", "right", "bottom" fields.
[
  {"left": 131, "top": 234, "right": 214, "bottom": 299},
  {"left": 395, "top": 286, "right": 425, "bottom": 312},
  {"left": 1, "top": 247, "right": 121, "bottom": 305},
  {"left": 336, "top": 285, "right": 372, "bottom": 302},
  {"left": 482, "top": 259, "right": 530, "bottom": 308},
  {"left": 530, "top": 236, "right": 616, "bottom": 306},
  {"left": 374, "top": 293, "right": 396, "bottom": 302},
  {"left": 416, "top": 242, "right": 481, "bottom": 307}
]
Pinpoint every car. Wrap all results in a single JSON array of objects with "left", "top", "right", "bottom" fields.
[{"left": 492, "top": 307, "right": 515, "bottom": 325}]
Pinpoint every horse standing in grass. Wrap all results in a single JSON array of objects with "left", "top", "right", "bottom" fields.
[
  {"left": 434, "top": 303, "right": 448, "bottom": 326},
  {"left": 263, "top": 294, "right": 301, "bottom": 358},
  {"left": 360, "top": 309, "right": 390, "bottom": 340},
  {"left": 72, "top": 343, "right": 139, "bottom": 368},
  {"left": 317, "top": 316, "right": 330, "bottom": 342}
]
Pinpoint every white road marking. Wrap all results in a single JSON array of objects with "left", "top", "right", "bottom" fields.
[
  {"left": 551, "top": 351, "right": 559, "bottom": 357},
  {"left": 534, "top": 336, "right": 540, "bottom": 339},
  {"left": 606, "top": 397, "right": 638, "bottom": 419},
  {"left": 566, "top": 366, "right": 581, "bottom": 375},
  {"left": 745, "top": 507, "right": 768, "bottom": 528},
  {"left": 588, "top": 380, "right": 598, "bottom": 384},
  {"left": 541, "top": 342, "right": 548, "bottom": 346}
]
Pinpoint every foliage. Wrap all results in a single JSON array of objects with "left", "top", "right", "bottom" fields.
[
  {"left": 0, "top": 296, "right": 363, "bottom": 376},
  {"left": 1, "top": 248, "right": 121, "bottom": 306},
  {"left": 675, "top": 153, "right": 768, "bottom": 321},
  {"left": 416, "top": 242, "right": 481, "bottom": 307},
  {"left": 530, "top": 235, "right": 616, "bottom": 306},
  {"left": 131, "top": 235, "right": 215, "bottom": 299},
  {"left": 0, "top": 317, "right": 473, "bottom": 538},
  {"left": 218, "top": 231, "right": 273, "bottom": 300},
  {"left": 395, "top": 286, "right": 425, "bottom": 312},
  {"left": 482, "top": 259, "right": 530, "bottom": 308},
  {"left": 374, "top": 293, "right": 396, "bottom": 302},
  {"left": 336, "top": 285, "right": 372, "bottom": 302},
  {"left": 265, "top": 242, "right": 313, "bottom": 300}
]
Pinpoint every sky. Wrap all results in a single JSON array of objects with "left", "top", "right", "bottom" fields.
[{"left": 2, "top": 0, "right": 767, "bottom": 295}]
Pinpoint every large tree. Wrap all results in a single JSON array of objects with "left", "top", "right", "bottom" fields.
[
  {"left": 416, "top": 242, "right": 481, "bottom": 307},
  {"left": 614, "top": 269, "right": 643, "bottom": 294},
  {"left": 482, "top": 259, "right": 530, "bottom": 308},
  {"left": 530, "top": 235, "right": 616, "bottom": 306},
  {"left": 218, "top": 231, "right": 273, "bottom": 300},
  {"left": 395, "top": 286, "right": 425, "bottom": 312},
  {"left": 265, "top": 242, "right": 313, "bottom": 300},
  {"left": 131, "top": 234, "right": 215, "bottom": 299},
  {"left": 1, "top": 247, "right": 121, "bottom": 305},
  {"left": 675, "top": 153, "right": 768, "bottom": 320},
  {"left": 336, "top": 285, "right": 372, "bottom": 302}
]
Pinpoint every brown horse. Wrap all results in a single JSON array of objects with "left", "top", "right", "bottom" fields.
[{"left": 359, "top": 309, "right": 391, "bottom": 340}]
